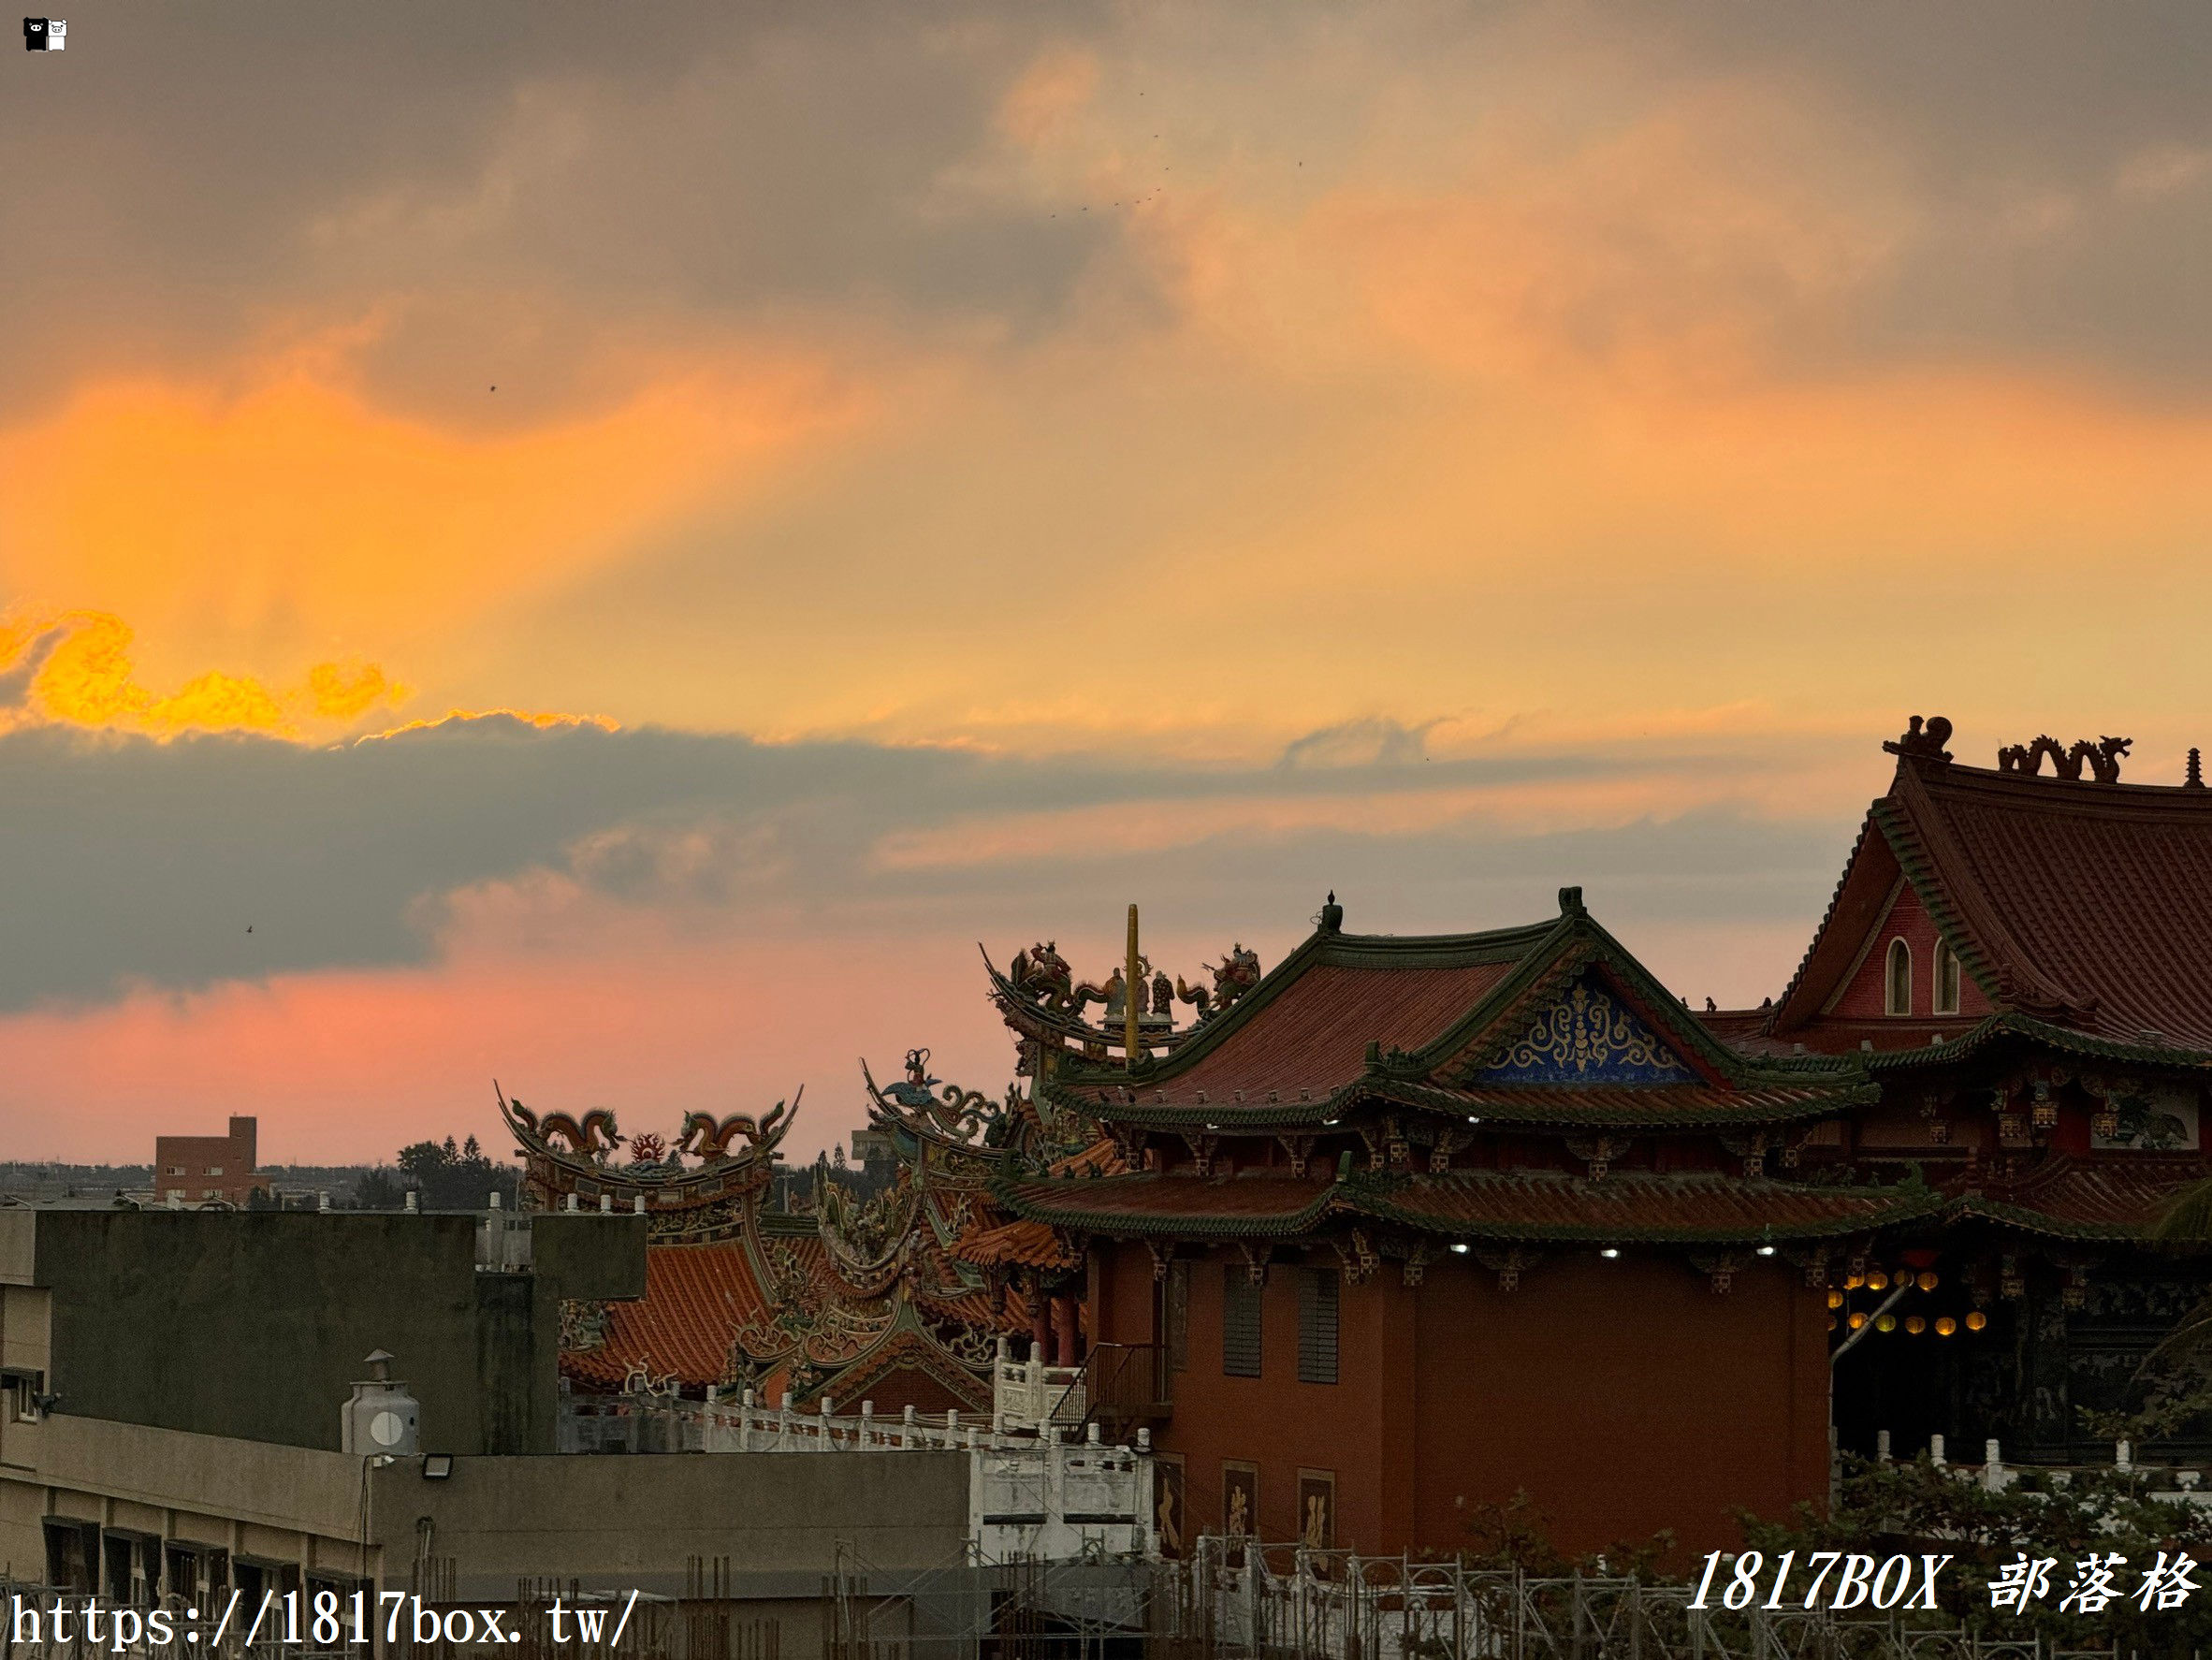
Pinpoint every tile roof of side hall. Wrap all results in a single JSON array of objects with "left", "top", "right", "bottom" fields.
[
  {"left": 1771, "top": 730, "right": 2212, "bottom": 1055},
  {"left": 997, "top": 1160, "right": 2212, "bottom": 1247},
  {"left": 1044, "top": 893, "right": 1874, "bottom": 1129},
  {"left": 995, "top": 1167, "right": 1942, "bottom": 1245}
]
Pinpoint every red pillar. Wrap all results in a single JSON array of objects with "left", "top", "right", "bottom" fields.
[
  {"left": 1053, "top": 1292, "right": 1079, "bottom": 1367},
  {"left": 1030, "top": 1274, "right": 1053, "bottom": 1362}
]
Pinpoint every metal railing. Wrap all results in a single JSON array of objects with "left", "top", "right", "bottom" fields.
[{"left": 1069, "top": 1345, "right": 1169, "bottom": 1441}]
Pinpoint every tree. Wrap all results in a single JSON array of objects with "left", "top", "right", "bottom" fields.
[
  {"left": 353, "top": 1168, "right": 406, "bottom": 1211},
  {"left": 1739, "top": 1455, "right": 2212, "bottom": 1653},
  {"left": 395, "top": 1135, "right": 518, "bottom": 1211}
]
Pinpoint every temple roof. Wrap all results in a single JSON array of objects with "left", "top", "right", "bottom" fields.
[
  {"left": 1774, "top": 737, "right": 2212, "bottom": 1054},
  {"left": 1049, "top": 894, "right": 1871, "bottom": 1128},
  {"left": 563, "top": 1235, "right": 1020, "bottom": 1395},
  {"left": 565, "top": 1239, "right": 787, "bottom": 1391},
  {"left": 1950, "top": 1154, "right": 2207, "bottom": 1242},
  {"left": 996, "top": 1167, "right": 1941, "bottom": 1245},
  {"left": 999, "top": 1158, "right": 2209, "bottom": 1247}
]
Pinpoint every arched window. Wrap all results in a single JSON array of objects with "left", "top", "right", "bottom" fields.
[
  {"left": 1934, "top": 939, "right": 1961, "bottom": 1015},
  {"left": 1885, "top": 938, "right": 1912, "bottom": 1015}
]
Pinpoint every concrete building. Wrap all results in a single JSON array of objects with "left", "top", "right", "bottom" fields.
[
  {"left": 153, "top": 1116, "right": 264, "bottom": 1207},
  {"left": 0, "top": 1204, "right": 1149, "bottom": 1658}
]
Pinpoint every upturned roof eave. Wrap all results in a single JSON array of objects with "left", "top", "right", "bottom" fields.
[
  {"left": 994, "top": 1171, "right": 1947, "bottom": 1245},
  {"left": 1943, "top": 1192, "right": 2212, "bottom": 1247},
  {"left": 1861, "top": 1012, "right": 2212, "bottom": 1074},
  {"left": 1050, "top": 1066, "right": 1877, "bottom": 1133}
]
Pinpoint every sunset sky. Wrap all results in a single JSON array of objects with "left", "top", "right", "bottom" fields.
[{"left": 5, "top": 1, "right": 2210, "bottom": 1166}]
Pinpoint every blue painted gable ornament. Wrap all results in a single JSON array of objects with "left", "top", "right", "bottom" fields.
[{"left": 1475, "top": 975, "right": 1695, "bottom": 1085}]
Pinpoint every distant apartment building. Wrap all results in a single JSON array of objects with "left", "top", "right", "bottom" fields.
[{"left": 153, "top": 1115, "right": 264, "bottom": 1206}]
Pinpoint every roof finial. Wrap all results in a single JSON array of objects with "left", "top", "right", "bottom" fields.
[
  {"left": 1124, "top": 903, "right": 1142, "bottom": 1062},
  {"left": 1558, "top": 885, "right": 1584, "bottom": 915},
  {"left": 1883, "top": 715, "right": 1953, "bottom": 764},
  {"left": 1318, "top": 891, "right": 1344, "bottom": 933},
  {"left": 2190, "top": 748, "right": 2205, "bottom": 790}
]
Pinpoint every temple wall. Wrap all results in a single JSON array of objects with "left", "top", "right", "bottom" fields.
[
  {"left": 1827, "top": 881, "right": 1994, "bottom": 1021},
  {"left": 1101, "top": 1240, "right": 1828, "bottom": 1565},
  {"left": 1407, "top": 1252, "right": 1828, "bottom": 1560}
]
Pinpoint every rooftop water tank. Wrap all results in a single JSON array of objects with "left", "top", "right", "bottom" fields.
[{"left": 340, "top": 1349, "right": 420, "bottom": 1456}]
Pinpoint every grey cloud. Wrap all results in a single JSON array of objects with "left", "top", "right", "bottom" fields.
[
  {"left": 1279, "top": 717, "right": 1438, "bottom": 770},
  {"left": 1637, "top": 0, "right": 2212, "bottom": 387},
  {"left": 0, "top": 0, "right": 1117, "bottom": 423},
  {"left": 9, "top": 0, "right": 2210, "bottom": 425},
  {"left": 0, "top": 714, "right": 1852, "bottom": 1012}
]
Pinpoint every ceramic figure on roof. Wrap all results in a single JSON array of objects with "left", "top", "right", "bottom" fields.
[{"left": 1996, "top": 734, "right": 2131, "bottom": 782}]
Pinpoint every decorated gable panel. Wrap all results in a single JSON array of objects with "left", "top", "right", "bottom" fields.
[{"left": 1474, "top": 977, "right": 1696, "bottom": 1085}]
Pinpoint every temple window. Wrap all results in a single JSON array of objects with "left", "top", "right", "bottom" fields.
[
  {"left": 1885, "top": 938, "right": 1912, "bottom": 1015},
  {"left": 1298, "top": 1267, "right": 1339, "bottom": 1385},
  {"left": 1222, "top": 1266, "right": 1262, "bottom": 1377},
  {"left": 1934, "top": 939, "right": 1961, "bottom": 1014}
]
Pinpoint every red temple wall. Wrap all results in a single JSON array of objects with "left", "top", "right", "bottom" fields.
[
  {"left": 1097, "top": 1240, "right": 1828, "bottom": 1564},
  {"left": 1407, "top": 1253, "right": 1829, "bottom": 1559},
  {"left": 1827, "top": 882, "right": 1994, "bottom": 1021}
]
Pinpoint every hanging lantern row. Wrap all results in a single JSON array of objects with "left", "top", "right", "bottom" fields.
[{"left": 1829, "top": 1309, "right": 1986, "bottom": 1336}]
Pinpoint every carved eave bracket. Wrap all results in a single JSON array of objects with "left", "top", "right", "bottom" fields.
[
  {"left": 1425, "top": 1127, "right": 1464, "bottom": 1175},
  {"left": 1564, "top": 1134, "right": 1627, "bottom": 1181},
  {"left": 1689, "top": 1250, "right": 1744, "bottom": 1294},
  {"left": 1236, "top": 1241, "right": 1273, "bottom": 1287},
  {"left": 1719, "top": 1130, "right": 1770, "bottom": 1179},
  {"left": 1473, "top": 1246, "right": 1540, "bottom": 1292},
  {"left": 1108, "top": 1122, "right": 1151, "bottom": 1171},
  {"left": 1781, "top": 1243, "right": 1834, "bottom": 1289},
  {"left": 1332, "top": 1230, "right": 1379, "bottom": 1286},
  {"left": 1401, "top": 1242, "right": 1433, "bottom": 1288}
]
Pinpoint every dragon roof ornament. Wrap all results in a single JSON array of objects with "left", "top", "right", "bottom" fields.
[
  {"left": 981, "top": 939, "right": 1262, "bottom": 1071},
  {"left": 500, "top": 1080, "right": 800, "bottom": 1229}
]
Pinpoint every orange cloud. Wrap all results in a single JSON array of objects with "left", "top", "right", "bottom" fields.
[
  {"left": 309, "top": 659, "right": 408, "bottom": 721},
  {"left": 2, "top": 610, "right": 409, "bottom": 736},
  {"left": 0, "top": 331, "right": 870, "bottom": 700}
]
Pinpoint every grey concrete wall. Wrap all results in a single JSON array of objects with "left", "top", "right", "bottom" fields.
[
  {"left": 371, "top": 1451, "right": 973, "bottom": 1602},
  {"left": 0, "top": 1411, "right": 370, "bottom": 1584},
  {"left": 530, "top": 1214, "right": 648, "bottom": 1302},
  {"left": 26, "top": 1211, "right": 644, "bottom": 1455}
]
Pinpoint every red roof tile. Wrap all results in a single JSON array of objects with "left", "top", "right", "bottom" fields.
[
  {"left": 1356, "top": 1168, "right": 1941, "bottom": 1241},
  {"left": 1780, "top": 751, "right": 2212, "bottom": 1052},
  {"left": 1000, "top": 1167, "right": 1937, "bottom": 1242},
  {"left": 1002, "top": 1172, "right": 1333, "bottom": 1233},
  {"left": 950, "top": 1216, "right": 1075, "bottom": 1270},
  {"left": 564, "top": 1240, "right": 792, "bottom": 1389},
  {"left": 1894, "top": 763, "right": 2212, "bottom": 1047},
  {"left": 1958, "top": 1155, "right": 2205, "bottom": 1240},
  {"left": 1394, "top": 1080, "right": 1871, "bottom": 1127},
  {"left": 1084, "top": 956, "right": 1521, "bottom": 1109}
]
